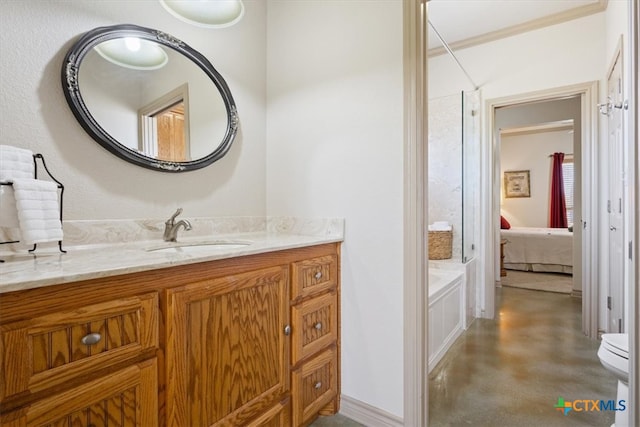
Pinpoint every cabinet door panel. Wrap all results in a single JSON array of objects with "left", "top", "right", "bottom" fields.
[{"left": 166, "top": 266, "right": 290, "bottom": 427}]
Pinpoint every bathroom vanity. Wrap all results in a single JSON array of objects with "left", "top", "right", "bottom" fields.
[
  {"left": 0, "top": 15, "right": 345, "bottom": 425},
  {"left": 0, "top": 221, "right": 342, "bottom": 427}
]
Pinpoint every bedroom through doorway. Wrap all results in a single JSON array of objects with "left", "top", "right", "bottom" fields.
[
  {"left": 498, "top": 115, "right": 577, "bottom": 297},
  {"left": 485, "top": 82, "right": 600, "bottom": 339}
]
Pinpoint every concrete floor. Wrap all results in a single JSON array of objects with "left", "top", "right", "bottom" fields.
[
  {"left": 310, "top": 413, "right": 363, "bottom": 426},
  {"left": 429, "top": 286, "right": 617, "bottom": 426},
  {"left": 314, "top": 286, "right": 618, "bottom": 426}
]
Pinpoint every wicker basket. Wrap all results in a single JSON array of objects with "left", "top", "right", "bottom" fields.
[{"left": 428, "top": 229, "right": 452, "bottom": 260}]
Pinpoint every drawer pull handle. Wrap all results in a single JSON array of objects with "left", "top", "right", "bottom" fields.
[
  {"left": 314, "top": 381, "right": 322, "bottom": 389},
  {"left": 314, "top": 322, "right": 323, "bottom": 330},
  {"left": 81, "top": 333, "right": 102, "bottom": 346},
  {"left": 314, "top": 271, "right": 322, "bottom": 280},
  {"left": 284, "top": 325, "right": 291, "bottom": 336}
]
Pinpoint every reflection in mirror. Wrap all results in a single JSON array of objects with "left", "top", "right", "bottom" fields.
[
  {"left": 139, "top": 85, "right": 189, "bottom": 162},
  {"left": 154, "top": 101, "right": 185, "bottom": 162},
  {"left": 62, "top": 24, "right": 238, "bottom": 172},
  {"left": 93, "top": 37, "right": 168, "bottom": 70}
]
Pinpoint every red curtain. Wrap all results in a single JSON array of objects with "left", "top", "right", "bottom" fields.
[{"left": 549, "top": 152, "right": 568, "bottom": 228}]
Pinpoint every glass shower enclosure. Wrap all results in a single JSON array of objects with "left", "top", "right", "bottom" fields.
[
  {"left": 462, "top": 90, "right": 480, "bottom": 263},
  {"left": 427, "top": 90, "right": 481, "bottom": 264}
]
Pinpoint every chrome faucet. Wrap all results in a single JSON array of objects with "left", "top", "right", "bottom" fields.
[{"left": 163, "top": 208, "right": 192, "bottom": 242}]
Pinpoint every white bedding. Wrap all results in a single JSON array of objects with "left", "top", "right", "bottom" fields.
[{"left": 501, "top": 227, "right": 573, "bottom": 274}]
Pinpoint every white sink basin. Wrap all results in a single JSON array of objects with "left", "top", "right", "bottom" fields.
[{"left": 146, "top": 240, "right": 252, "bottom": 254}]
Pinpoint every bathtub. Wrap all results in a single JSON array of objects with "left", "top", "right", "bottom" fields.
[{"left": 428, "top": 267, "right": 465, "bottom": 373}]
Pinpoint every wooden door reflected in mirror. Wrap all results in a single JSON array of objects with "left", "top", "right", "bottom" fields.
[{"left": 157, "top": 102, "right": 186, "bottom": 162}]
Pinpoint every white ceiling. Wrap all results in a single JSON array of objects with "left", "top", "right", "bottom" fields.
[{"left": 427, "top": 0, "right": 605, "bottom": 52}]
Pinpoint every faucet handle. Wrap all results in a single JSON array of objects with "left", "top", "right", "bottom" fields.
[{"left": 167, "top": 208, "right": 183, "bottom": 224}]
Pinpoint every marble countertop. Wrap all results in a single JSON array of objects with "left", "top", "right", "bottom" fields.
[{"left": 0, "top": 217, "right": 344, "bottom": 294}]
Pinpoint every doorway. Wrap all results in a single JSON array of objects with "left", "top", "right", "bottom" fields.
[
  {"left": 154, "top": 102, "right": 187, "bottom": 162},
  {"left": 138, "top": 83, "right": 190, "bottom": 161},
  {"left": 483, "top": 82, "right": 599, "bottom": 338}
]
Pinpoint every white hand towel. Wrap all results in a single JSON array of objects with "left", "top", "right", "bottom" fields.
[
  {"left": 11, "top": 178, "right": 63, "bottom": 245},
  {"left": 0, "top": 185, "right": 19, "bottom": 227},
  {"left": 428, "top": 221, "right": 452, "bottom": 232},
  {"left": 0, "top": 145, "right": 34, "bottom": 181}
]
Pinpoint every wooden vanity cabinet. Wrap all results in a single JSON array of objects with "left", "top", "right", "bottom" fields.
[{"left": 0, "top": 243, "right": 340, "bottom": 427}]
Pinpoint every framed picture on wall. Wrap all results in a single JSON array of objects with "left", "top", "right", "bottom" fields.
[{"left": 504, "top": 170, "right": 530, "bottom": 198}]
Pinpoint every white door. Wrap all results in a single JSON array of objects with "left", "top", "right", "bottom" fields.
[{"left": 607, "top": 50, "right": 624, "bottom": 333}]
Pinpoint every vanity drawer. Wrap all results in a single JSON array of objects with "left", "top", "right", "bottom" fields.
[
  {"left": 0, "top": 358, "right": 157, "bottom": 427},
  {"left": 291, "top": 291, "right": 337, "bottom": 365},
  {"left": 291, "top": 347, "right": 338, "bottom": 426},
  {"left": 0, "top": 292, "right": 158, "bottom": 401},
  {"left": 291, "top": 255, "right": 337, "bottom": 301}
]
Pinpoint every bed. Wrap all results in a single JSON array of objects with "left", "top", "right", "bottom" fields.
[{"left": 500, "top": 227, "right": 573, "bottom": 274}]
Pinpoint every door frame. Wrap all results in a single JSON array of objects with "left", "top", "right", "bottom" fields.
[
  {"left": 628, "top": 1, "right": 638, "bottom": 423},
  {"left": 403, "top": 0, "right": 428, "bottom": 425},
  {"left": 482, "top": 81, "right": 599, "bottom": 338}
]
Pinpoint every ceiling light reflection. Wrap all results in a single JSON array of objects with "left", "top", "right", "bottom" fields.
[
  {"left": 94, "top": 38, "right": 168, "bottom": 70},
  {"left": 124, "top": 37, "right": 141, "bottom": 52}
]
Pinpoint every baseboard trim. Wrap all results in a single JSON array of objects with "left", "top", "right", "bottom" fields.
[{"left": 339, "top": 395, "right": 404, "bottom": 427}]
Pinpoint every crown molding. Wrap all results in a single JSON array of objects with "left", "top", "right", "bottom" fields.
[{"left": 428, "top": 0, "right": 608, "bottom": 57}]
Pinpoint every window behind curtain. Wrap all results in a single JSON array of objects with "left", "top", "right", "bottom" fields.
[{"left": 562, "top": 157, "right": 574, "bottom": 224}]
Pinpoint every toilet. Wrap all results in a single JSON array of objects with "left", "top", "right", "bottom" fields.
[{"left": 597, "top": 333, "right": 629, "bottom": 427}]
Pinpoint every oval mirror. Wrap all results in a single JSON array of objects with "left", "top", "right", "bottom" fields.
[{"left": 61, "top": 24, "right": 239, "bottom": 172}]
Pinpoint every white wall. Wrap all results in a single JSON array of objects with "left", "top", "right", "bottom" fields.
[
  {"left": 428, "top": 13, "right": 606, "bottom": 100},
  {"left": 265, "top": 0, "right": 405, "bottom": 418},
  {"left": 0, "top": 0, "right": 267, "bottom": 220},
  {"left": 501, "top": 129, "right": 573, "bottom": 228}
]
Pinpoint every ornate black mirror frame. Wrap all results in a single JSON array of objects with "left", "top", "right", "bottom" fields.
[{"left": 61, "top": 24, "right": 239, "bottom": 172}]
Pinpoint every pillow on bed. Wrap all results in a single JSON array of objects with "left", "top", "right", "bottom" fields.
[{"left": 500, "top": 215, "right": 511, "bottom": 230}]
